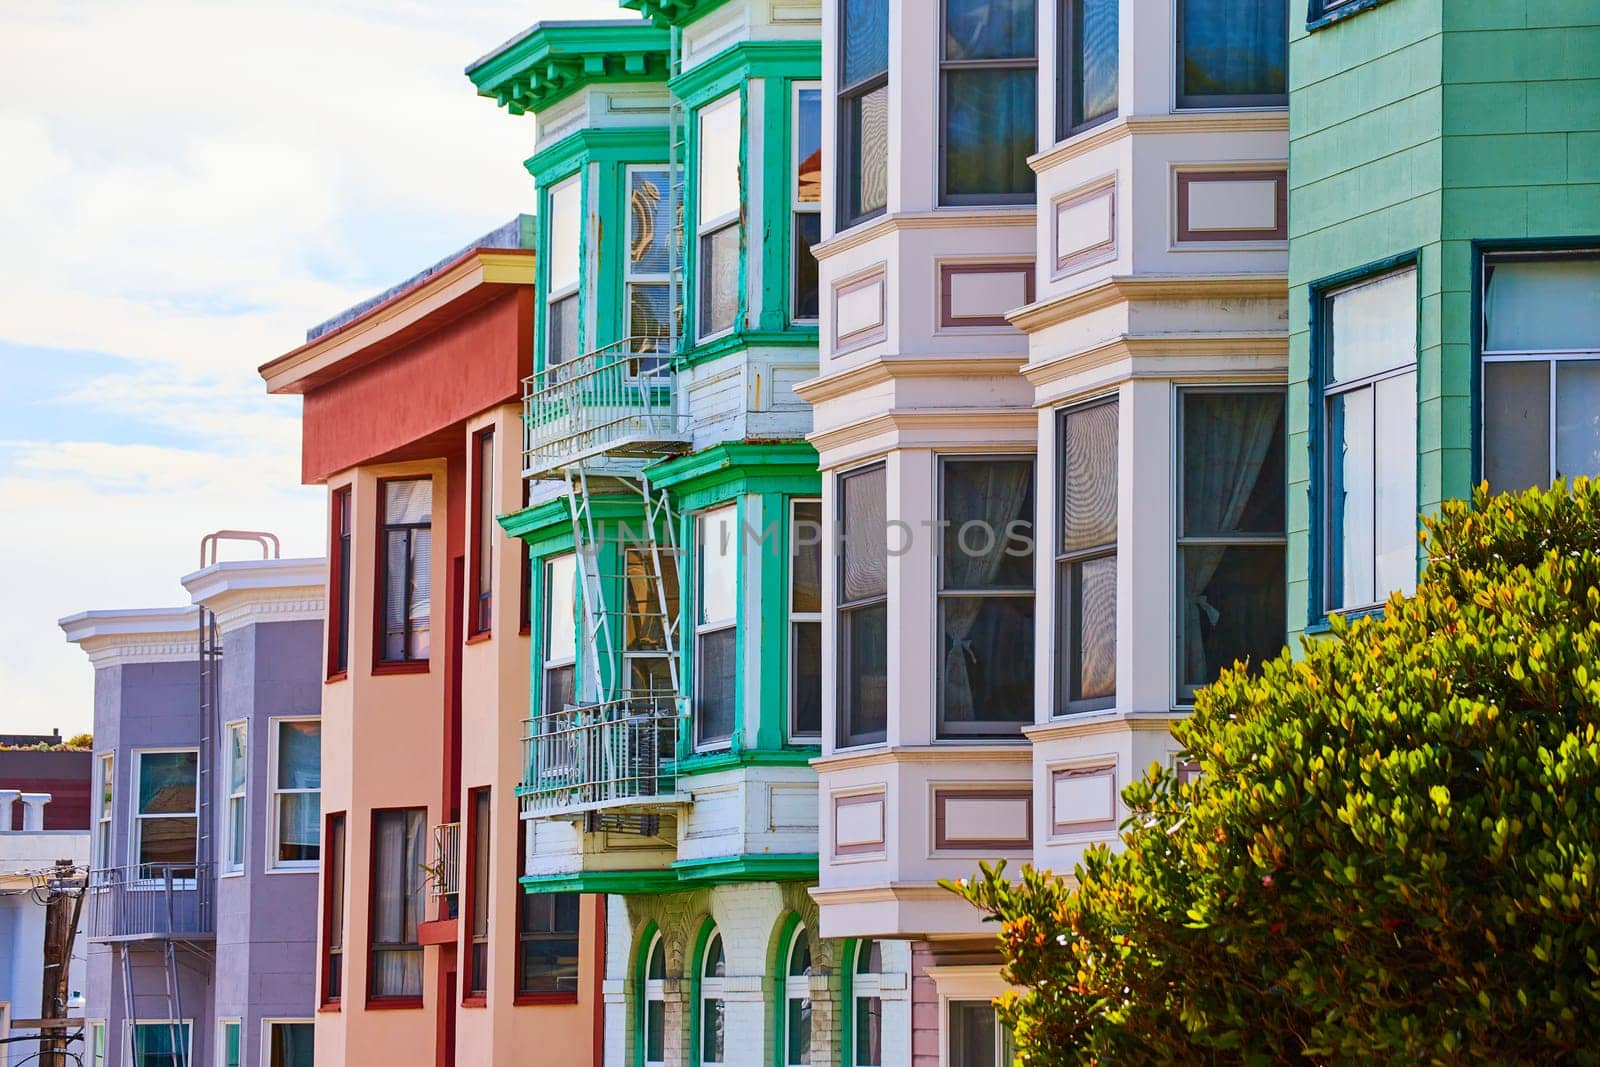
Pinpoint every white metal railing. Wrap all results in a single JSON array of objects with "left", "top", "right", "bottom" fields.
[
  {"left": 522, "top": 337, "right": 686, "bottom": 477},
  {"left": 429, "top": 822, "right": 461, "bottom": 899},
  {"left": 85, "top": 863, "right": 213, "bottom": 941},
  {"left": 520, "top": 698, "right": 683, "bottom": 816}
]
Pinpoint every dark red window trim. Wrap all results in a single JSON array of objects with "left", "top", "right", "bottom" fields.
[
  {"left": 469, "top": 428, "right": 495, "bottom": 639},
  {"left": 328, "top": 486, "right": 352, "bottom": 679},
  {"left": 374, "top": 476, "right": 433, "bottom": 671},
  {"left": 465, "top": 785, "right": 491, "bottom": 1001},
  {"left": 366, "top": 806, "right": 427, "bottom": 1010},
  {"left": 321, "top": 811, "right": 346, "bottom": 1009}
]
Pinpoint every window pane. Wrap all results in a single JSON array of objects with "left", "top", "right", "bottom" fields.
[
  {"left": 699, "top": 506, "right": 739, "bottom": 624},
  {"left": 1329, "top": 269, "right": 1416, "bottom": 384},
  {"left": 946, "top": 0, "right": 1035, "bottom": 59},
  {"left": 842, "top": 0, "right": 890, "bottom": 85},
  {"left": 138, "top": 817, "right": 197, "bottom": 868},
  {"left": 1070, "top": 555, "right": 1116, "bottom": 702},
  {"left": 702, "top": 998, "right": 726, "bottom": 1063},
  {"left": 1181, "top": 392, "right": 1285, "bottom": 537},
  {"left": 794, "top": 213, "right": 822, "bottom": 320},
  {"left": 646, "top": 1001, "right": 666, "bottom": 1061},
  {"left": 1329, "top": 387, "right": 1375, "bottom": 608},
  {"left": 648, "top": 937, "right": 666, "bottom": 979},
  {"left": 407, "top": 529, "right": 431, "bottom": 660},
  {"left": 269, "top": 1023, "right": 314, "bottom": 1067},
  {"left": 696, "top": 627, "right": 737, "bottom": 745},
  {"left": 548, "top": 292, "right": 579, "bottom": 366},
  {"left": 787, "top": 997, "right": 813, "bottom": 1064},
  {"left": 1178, "top": 0, "right": 1286, "bottom": 103},
  {"left": 222, "top": 1023, "right": 240, "bottom": 1067},
  {"left": 796, "top": 89, "right": 822, "bottom": 202},
  {"left": 133, "top": 1024, "right": 188, "bottom": 1067},
  {"left": 1373, "top": 372, "right": 1417, "bottom": 600},
  {"left": 1485, "top": 258, "right": 1600, "bottom": 352},
  {"left": 849, "top": 85, "right": 889, "bottom": 219},
  {"left": 1556, "top": 360, "right": 1600, "bottom": 481},
  {"left": 1484, "top": 360, "right": 1552, "bottom": 493},
  {"left": 544, "top": 664, "right": 575, "bottom": 716},
  {"left": 630, "top": 283, "right": 672, "bottom": 351},
  {"left": 227, "top": 727, "right": 247, "bottom": 793},
  {"left": 699, "top": 223, "right": 740, "bottom": 337},
  {"left": 699, "top": 94, "right": 741, "bottom": 223},
  {"left": 630, "top": 169, "right": 673, "bottom": 275},
  {"left": 1070, "top": 0, "right": 1118, "bottom": 126},
  {"left": 518, "top": 891, "right": 580, "bottom": 994},
  {"left": 942, "top": 460, "right": 1034, "bottom": 590},
  {"left": 138, "top": 753, "right": 197, "bottom": 814},
  {"left": 278, "top": 793, "right": 321, "bottom": 862},
  {"left": 856, "top": 995, "right": 883, "bottom": 1066},
  {"left": 626, "top": 547, "right": 679, "bottom": 653},
  {"left": 547, "top": 177, "right": 581, "bottom": 293},
  {"left": 841, "top": 465, "right": 887, "bottom": 602},
  {"left": 1179, "top": 544, "right": 1285, "bottom": 693},
  {"left": 546, "top": 555, "right": 577, "bottom": 663},
  {"left": 944, "top": 68, "right": 1036, "bottom": 199},
  {"left": 792, "top": 501, "right": 823, "bottom": 613},
  {"left": 841, "top": 602, "right": 889, "bottom": 743},
  {"left": 792, "top": 621, "right": 822, "bottom": 738},
  {"left": 228, "top": 798, "right": 245, "bottom": 868},
  {"left": 1060, "top": 401, "right": 1118, "bottom": 552},
  {"left": 948, "top": 1001, "right": 1000, "bottom": 1067},
  {"left": 277, "top": 721, "right": 321, "bottom": 789},
  {"left": 941, "top": 596, "right": 1035, "bottom": 729}
]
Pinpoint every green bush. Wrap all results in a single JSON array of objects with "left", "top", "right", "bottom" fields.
[{"left": 950, "top": 480, "right": 1600, "bottom": 1064}]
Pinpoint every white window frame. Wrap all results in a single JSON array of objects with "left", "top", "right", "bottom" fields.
[
  {"left": 94, "top": 753, "right": 113, "bottom": 870},
  {"left": 217, "top": 1017, "right": 242, "bottom": 1067},
  {"left": 699, "top": 930, "right": 728, "bottom": 1067},
  {"left": 783, "top": 926, "right": 814, "bottom": 1067},
  {"left": 129, "top": 748, "right": 199, "bottom": 885},
  {"left": 852, "top": 941, "right": 886, "bottom": 1067},
  {"left": 694, "top": 505, "right": 739, "bottom": 752},
  {"left": 267, "top": 717, "right": 321, "bottom": 872},
  {"left": 928, "top": 964, "right": 1016, "bottom": 1067},
  {"left": 125, "top": 1019, "right": 192, "bottom": 1067},
  {"left": 643, "top": 931, "right": 667, "bottom": 1067},
  {"left": 221, "top": 721, "right": 247, "bottom": 876},
  {"left": 87, "top": 1019, "right": 108, "bottom": 1067},
  {"left": 625, "top": 163, "right": 674, "bottom": 358},
  {"left": 696, "top": 91, "right": 742, "bottom": 343},
  {"left": 543, "top": 553, "right": 578, "bottom": 711},
  {"left": 790, "top": 81, "right": 823, "bottom": 324},
  {"left": 545, "top": 173, "right": 583, "bottom": 366},
  {"left": 260, "top": 1017, "right": 315, "bottom": 1067},
  {"left": 788, "top": 498, "right": 823, "bottom": 742}
]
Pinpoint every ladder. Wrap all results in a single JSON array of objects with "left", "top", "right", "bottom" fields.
[{"left": 118, "top": 943, "right": 187, "bottom": 1067}]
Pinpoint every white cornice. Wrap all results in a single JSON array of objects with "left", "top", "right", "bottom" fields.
[
  {"left": 182, "top": 558, "right": 327, "bottom": 634},
  {"left": 793, "top": 354, "right": 1028, "bottom": 404},
  {"left": 1027, "top": 111, "right": 1289, "bottom": 175},
  {"left": 59, "top": 608, "right": 200, "bottom": 668},
  {"left": 813, "top": 208, "right": 1036, "bottom": 263}
]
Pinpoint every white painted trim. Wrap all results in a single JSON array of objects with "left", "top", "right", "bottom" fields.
[{"left": 266, "top": 716, "right": 321, "bottom": 874}]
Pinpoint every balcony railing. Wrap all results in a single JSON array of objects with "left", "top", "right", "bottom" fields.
[
  {"left": 429, "top": 821, "right": 461, "bottom": 900},
  {"left": 520, "top": 698, "right": 684, "bottom": 817},
  {"left": 86, "top": 864, "right": 213, "bottom": 941},
  {"left": 522, "top": 337, "right": 688, "bottom": 477}
]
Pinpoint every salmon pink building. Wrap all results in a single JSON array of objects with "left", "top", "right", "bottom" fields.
[{"left": 260, "top": 218, "right": 600, "bottom": 1067}]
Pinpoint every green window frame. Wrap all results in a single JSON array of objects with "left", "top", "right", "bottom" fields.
[
  {"left": 781, "top": 924, "right": 814, "bottom": 1067},
  {"left": 791, "top": 83, "right": 823, "bottom": 323},
  {"left": 696, "top": 92, "right": 743, "bottom": 342},
  {"left": 544, "top": 173, "right": 584, "bottom": 368}
]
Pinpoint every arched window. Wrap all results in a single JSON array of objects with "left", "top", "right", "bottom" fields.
[
  {"left": 644, "top": 932, "right": 666, "bottom": 1067},
  {"left": 784, "top": 927, "right": 814, "bottom": 1066},
  {"left": 700, "top": 930, "right": 727, "bottom": 1067},
  {"left": 853, "top": 940, "right": 885, "bottom": 1067}
]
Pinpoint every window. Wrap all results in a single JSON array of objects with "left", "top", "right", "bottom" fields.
[
  {"left": 270, "top": 719, "right": 321, "bottom": 868},
  {"left": 1308, "top": 0, "right": 1372, "bottom": 24},
  {"left": 88, "top": 1020, "right": 107, "bottom": 1067},
  {"left": 938, "top": 457, "right": 1035, "bottom": 737},
  {"left": 520, "top": 481, "right": 534, "bottom": 636},
  {"left": 695, "top": 506, "right": 738, "bottom": 748},
  {"left": 852, "top": 940, "right": 884, "bottom": 1067},
  {"left": 130, "top": 1022, "right": 190, "bottom": 1067},
  {"left": 218, "top": 1020, "right": 241, "bottom": 1067},
  {"left": 330, "top": 485, "right": 352, "bottom": 675},
  {"left": 95, "top": 754, "right": 112, "bottom": 869},
  {"left": 223, "top": 722, "right": 247, "bottom": 874},
  {"left": 546, "top": 175, "right": 582, "bottom": 366},
  {"left": 947, "top": 1001, "right": 1015, "bottom": 1067},
  {"left": 643, "top": 933, "right": 667, "bottom": 1067},
  {"left": 1056, "top": 399, "right": 1117, "bottom": 714},
  {"left": 472, "top": 428, "right": 495, "bottom": 636},
  {"left": 543, "top": 554, "right": 578, "bottom": 715},
  {"left": 1177, "top": 389, "right": 1286, "bottom": 701},
  {"left": 941, "top": 0, "right": 1037, "bottom": 205},
  {"left": 516, "top": 883, "right": 580, "bottom": 998},
  {"left": 784, "top": 928, "right": 814, "bottom": 1067},
  {"left": 323, "top": 812, "right": 346, "bottom": 1005},
  {"left": 1481, "top": 253, "right": 1600, "bottom": 493},
  {"left": 628, "top": 166, "right": 674, "bottom": 358},
  {"left": 466, "top": 787, "right": 490, "bottom": 999},
  {"left": 133, "top": 751, "right": 198, "bottom": 876},
  {"left": 1058, "top": 0, "right": 1117, "bottom": 138},
  {"left": 792, "top": 85, "right": 823, "bottom": 322},
  {"left": 838, "top": 464, "right": 888, "bottom": 746},
  {"left": 1320, "top": 266, "right": 1417, "bottom": 613},
  {"left": 1176, "top": 0, "right": 1287, "bottom": 108},
  {"left": 379, "top": 478, "right": 432, "bottom": 664},
  {"left": 624, "top": 545, "right": 680, "bottom": 700},
  {"left": 369, "top": 808, "right": 427, "bottom": 1002},
  {"left": 790, "top": 500, "right": 823, "bottom": 742},
  {"left": 839, "top": 0, "right": 889, "bottom": 227},
  {"left": 266, "top": 1021, "right": 314, "bottom": 1067},
  {"left": 697, "top": 93, "right": 742, "bottom": 340},
  {"left": 699, "top": 930, "right": 727, "bottom": 1067}
]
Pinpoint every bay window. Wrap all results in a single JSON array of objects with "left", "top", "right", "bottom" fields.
[
  {"left": 838, "top": 464, "right": 888, "bottom": 746},
  {"left": 133, "top": 750, "right": 198, "bottom": 875},
  {"left": 379, "top": 477, "right": 432, "bottom": 664},
  {"left": 938, "top": 457, "right": 1035, "bottom": 737},
  {"left": 839, "top": 0, "right": 889, "bottom": 227},
  {"left": 628, "top": 166, "right": 674, "bottom": 358},
  {"left": 941, "top": 0, "right": 1037, "bottom": 204},
  {"left": 369, "top": 807, "right": 426, "bottom": 1002},
  {"left": 695, "top": 505, "right": 738, "bottom": 748},
  {"left": 1056, "top": 399, "right": 1117, "bottom": 714},
  {"left": 1059, "top": 0, "right": 1117, "bottom": 138},
  {"left": 697, "top": 93, "right": 742, "bottom": 340},
  {"left": 270, "top": 719, "right": 320, "bottom": 868},
  {"left": 1320, "top": 266, "right": 1417, "bottom": 613},
  {"left": 1482, "top": 253, "right": 1600, "bottom": 493},
  {"left": 790, "top": 500, "right": 823, "bottom": 742},
  {"left": 1177, "top": 389, "right": 1286, "bottom": 700},
  {"left": 1176, "top": 0, "right": 1287, "bottom": 108},
  {"left": 793, "top": 85, "right": 822, "bottom": 321},
  {"left": 223, "top": 723, "right": 246, "bottom": 874},
  {"left": 546, "top": 175, "right": 582, "bottom": 366}
]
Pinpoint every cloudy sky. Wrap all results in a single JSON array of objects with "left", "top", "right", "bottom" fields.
[{"left": 1, "top": 0, "right": 628, "bottom": 737}]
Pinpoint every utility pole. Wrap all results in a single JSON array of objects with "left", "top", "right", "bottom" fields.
[{"left": 36, "top": 859, "right": 86, "bottom": 1067}]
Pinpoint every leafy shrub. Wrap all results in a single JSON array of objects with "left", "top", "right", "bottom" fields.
[{"left": 950, "top": 480, "right": 1600, "bottom": 1064}]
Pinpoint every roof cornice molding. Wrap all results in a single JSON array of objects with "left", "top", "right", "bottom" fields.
[
  {"left": 812, "top": 208, "right": 1035, "bottom": 263},
  {"left": 59, "top": 608, "right": 200, "bottom": 668},
  {"left": 1027, "top": 110, "right": 1288, "bottom": 174},
  {"left": 182, "top": 558, "right": 328, "bottom": 635},
  {"left": 467, "top": 20, "right": 670, "bottom": 116},
  {"left": 1007, "top": 273, "right": 1288, "bottom": 334},
  {"left": 793, "top": 354, "right": 1027, "bottom": 405},
  {"left": 621, "top": 0, "right": 737, "bottom": 30}
]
